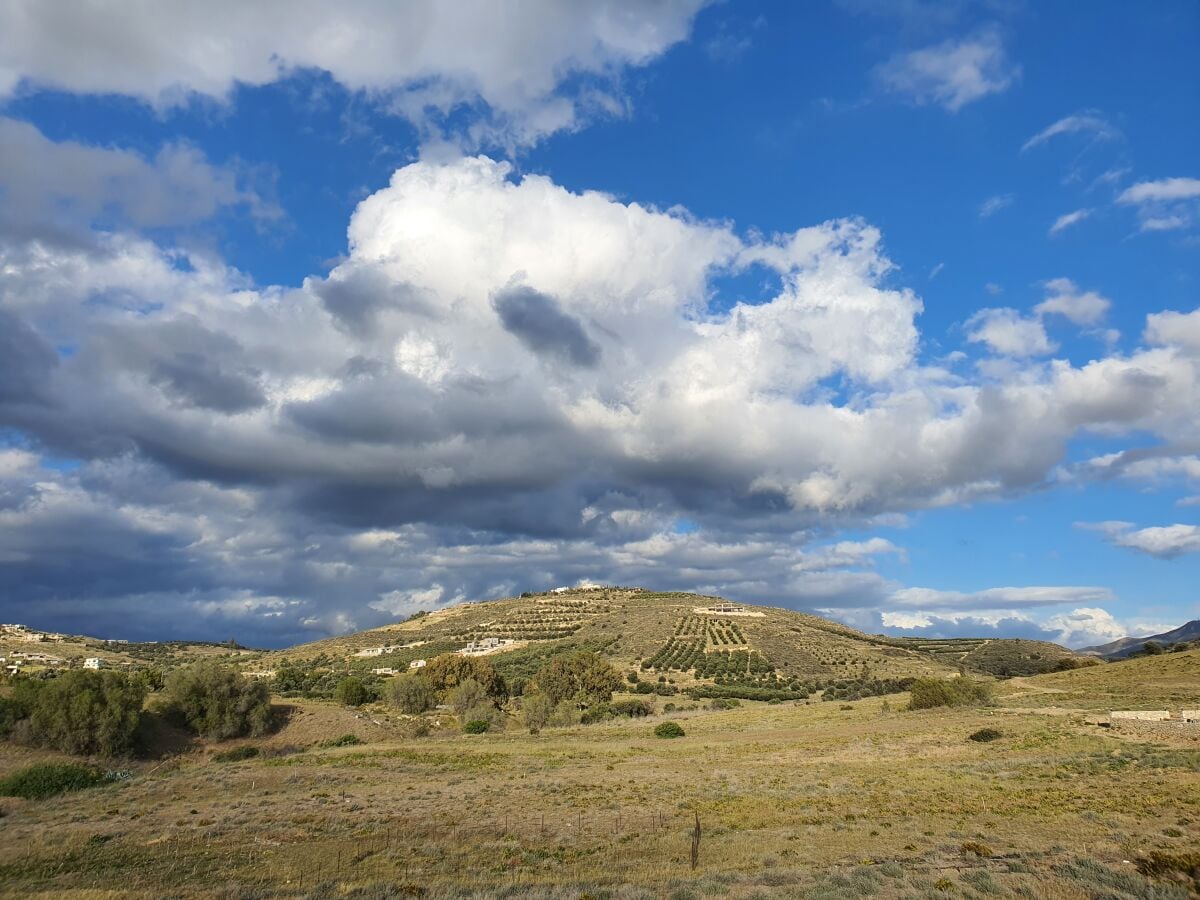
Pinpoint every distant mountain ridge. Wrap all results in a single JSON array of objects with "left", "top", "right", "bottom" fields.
[{"left": 1081, "top": 619, "right": 1200, "bottom": 659}]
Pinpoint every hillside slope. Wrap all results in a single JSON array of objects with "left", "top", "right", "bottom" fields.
[
  {"left": 999, "top": 645, "right": 1200, "bottom": 709},
  {"left": 260, "top": 588, "right": 963, "bottom": 696},
  {"left": 1082, "top": 618, "right": 1200, "bottom": 659}
]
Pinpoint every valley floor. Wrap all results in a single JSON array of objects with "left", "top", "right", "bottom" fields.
[{"left": 1, "top": 685, "right": 1198, "bottom": 899}]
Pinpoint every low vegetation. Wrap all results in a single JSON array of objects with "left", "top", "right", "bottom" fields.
[
  {"left": 907, "top": 676, "right": 995, "bottom": 710},
  {"left": 654, "top": 720, "right": 685, "bottom": 738},
  {"left": 0, "top": 762, "right": 108, "bottom": 799},
  {"left": 968, "top": 727, "right": 1003, "bottom": 742}
]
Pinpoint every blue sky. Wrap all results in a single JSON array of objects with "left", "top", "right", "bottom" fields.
[{"left": 0, "top": 1, "right": 1197, "bottom": 648}]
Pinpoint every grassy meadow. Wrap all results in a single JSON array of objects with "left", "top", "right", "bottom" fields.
[{"left": 1, "top": 652, "right": 1198, "bottom": 899}]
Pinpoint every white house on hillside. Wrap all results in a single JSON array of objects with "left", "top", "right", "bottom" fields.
[{"left": 83, "top": 657, "right": 104, "bottom": 669}]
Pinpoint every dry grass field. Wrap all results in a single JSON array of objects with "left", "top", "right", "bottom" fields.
[{"left": 1, "top": 646, "right": 1198, "bottom": 899}]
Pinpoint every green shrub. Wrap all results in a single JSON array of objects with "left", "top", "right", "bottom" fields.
[
  {"left": 334, "top": 677, "right": 371, "bottom": 707},
  {"left": 610, "top": 699, "right": 653, "bottom": 718},
  {"left": 0, "top": 763, "right": 106, "bottom": 799},
  {"left": 907, "top": 677, "right": 994, "bottom": 711},
  {"left": 213, "top": 745, "right": 260, "bottom": 763},
  {"left": 21, "top": 670, "right": 146, "bottom": 756},
  {"left": 321, "top": 733, "right": 363, "bottom": 748},
  {"left": 463, "top": 719, "right": 490, "bottom": 734},
  {"left": 654, "top": 721, "right": 685, "bottom": 739},
  {"left": 165, "top": 661, "right": 272, "bottom": 740},
  {"left": 968, "top": 727, "right": 1002, "bottom": 743},
  {"left": 390, "top": 673, "right": 435, "bottom": 714}
]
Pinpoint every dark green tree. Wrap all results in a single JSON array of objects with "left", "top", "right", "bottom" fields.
[
  {"left": 334, "top": 676, "right": 371, "bottom": 707},
  {"left": 165, "top": 661, "right": 272, "bottom": 740},
  {"left": 24, "top": 670, "right": 146, "bottom": 756},
  {"left": 424, "top": 654, "right": 505, "bottom": 699},
  {"left": 390, "top": 673, "right": 435, "bottom": 714},
  {"left": 533, "top": 650, "right": 623, "bottom": 709}
]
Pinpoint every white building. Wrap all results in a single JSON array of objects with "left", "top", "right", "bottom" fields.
[
  {"left": 409, "top": 658, "right": 427, "bottom": 669},
  {"left": 372, "top": 667, "right": 399, "bottom": 676},
  {"left": 83, "top": 657, "right": 104, "bottom": 669},
  {"left": 459, "top": 637, "right": 513, "bottom": 656}
]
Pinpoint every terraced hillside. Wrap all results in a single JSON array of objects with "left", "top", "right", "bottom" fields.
[
  {"left": 259, "top": 588, "right": 958, "bottom": 697},
  {"left": 887, "top": 636, "right": 1089, "bottom": 676}
]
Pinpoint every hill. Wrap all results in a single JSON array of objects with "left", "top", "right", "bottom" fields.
[
  {"left": 1082, "top": 618, "right": 1200, "bottom": 659},
  {"left": 253, "top": 588, "right": 1091, "bottom": 701},
  {"left": 999, "top": 644, "right": 1200, "bottom": 709},
  {"left": 260, "top": 588, "right": 959, "bottom": 693},
  {"left": 884, "top": 636, "right": 1091, "bottom": 676},
  {"left": 0, "top": 623, "right": 261, "bottom": 675}
]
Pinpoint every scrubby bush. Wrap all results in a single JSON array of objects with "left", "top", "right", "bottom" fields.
[
  {"left": 334, "top": 677, "right": 371, "bottom": 707},
  {"left": 654, "top": 721, "right": 685, "bottom": 739},
  {"left": 0, "top": 693, "right": 31, "bottom": 739},
  {"left": 907, "top": 677, "right": 994, "bottom": 711},
  {"left": 0, "top": 762, "right": 107, "bottom": 799},
  {"left": 165, "top": 661, "right": 272, "bottom": 740},
  {"left": 320, "top": 733, "right": 363, "bottom": 748},
  {"left": 521, "top": 693, "right": 554, "bottom": 731},
  {"left": 213, "top": 745, "right": 260, "bottom": 763},
  {"left": 447, "top": 678, "right": 490, "bottom": 716},
  {"left": 968, "top": 727, "right": 1002, "bottom": 742},
  {"left": 463, "top": 719, "right": 490, "bottom": 734},
  {"left": 21, "top": 670, "right": 146, "bottom": 756},
  {"left": 960, "top": 840, "right": 993, "bottom": 857},
  {"left": 610, "top": 699, "right": 653, "bottom": 718},
  {"left": 390, "top": 673, "right": 435, "bottom": 714}
]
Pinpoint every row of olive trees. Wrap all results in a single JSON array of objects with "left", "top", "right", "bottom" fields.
[{"left": 0, "top": 660, "right": 273, "bottom": 757}]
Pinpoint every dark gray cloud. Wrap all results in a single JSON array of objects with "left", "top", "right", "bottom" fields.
[
  {"left": 0, "top": 307, "right": 58, "bottom": 405},
  {"left": 492, "top": 284, "right": 601, "bottom": 368},
  {"left": 312, "top": 266, "right": 438, "bottom": 336},
  {"left": 150, "top": 353, "right": 266, "bottom": 413}
]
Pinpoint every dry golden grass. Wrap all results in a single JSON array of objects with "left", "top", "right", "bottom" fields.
[{"left": 1, "top": 676, "right": 1197, "bottom": 898}]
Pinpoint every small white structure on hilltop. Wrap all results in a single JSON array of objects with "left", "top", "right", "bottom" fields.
[
  {"left": 459, "top": 637, "right": 514, "bottom": 656},
  {"left": 409, "top": 658, "right": 427, "bottom": 669},
  {"left": 83, "top": 657, "right": 104, "bottom": 669},
  {"left": 692, "top": 602, "right": 765, "bottom": 617},
  {"left": 372, "top": 667, "right": 399, "bottom": 676}
]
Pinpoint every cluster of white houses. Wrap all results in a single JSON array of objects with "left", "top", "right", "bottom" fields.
[
  {"left": 371, "top": 659, "right": 427, "bottom": 676},
  {"left": 1, "top": 623, "right": 67, "bottom": 643},
  {"left": 0, "top": 652, "right": 105, "bottom": 675}
]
